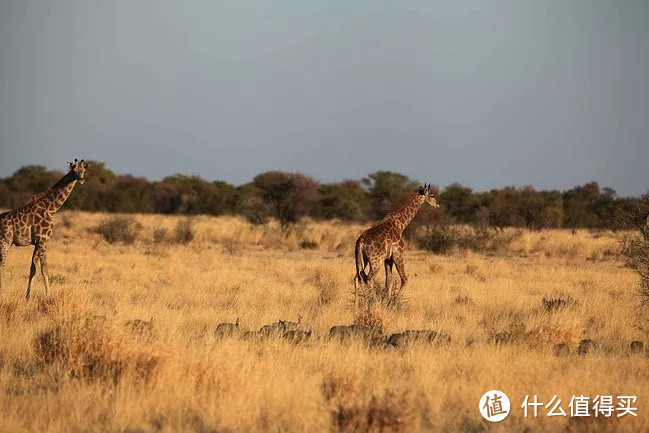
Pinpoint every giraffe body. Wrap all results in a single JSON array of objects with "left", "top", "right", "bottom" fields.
[
  {"left": 0, "top": 159, "right": 88, "bottom": 300},
  {"left": 354, "top": 184, "right": 439, "bottom": 307}
]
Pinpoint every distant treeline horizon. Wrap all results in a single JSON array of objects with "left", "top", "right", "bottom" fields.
[{"left": 1, "top": 161, "right": 647, "bottom": 230}]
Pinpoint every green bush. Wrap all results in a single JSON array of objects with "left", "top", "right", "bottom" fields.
[
  {"left": 418, "top": 224, "right": 459, "bottom": 254},
  {"left": 96, "top": 217, "right": 139, "bottom": 244},
  {"left": 253, "top": 171, "right": 319, "bottom": 226}
]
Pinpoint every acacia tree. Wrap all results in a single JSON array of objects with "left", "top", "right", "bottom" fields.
[
  {"left": 151, "top": 175, "right": 235, "bottom": 215},
  {"left": 318, "top": 180, "right": 370, "bottom": 221},
  {"left": 517, "top": 186, "right": 564, "bottom": 230},
  {"left": 484, "top": 187, "right": 522, "bottom": 229},
  {"left": 105, "top": 175, "right": 154, "bottom": 213},
  {"left": 4, "top": 165, "right": 61, "bottom": 208},
  {"left": 439, "top": 183, "right": 479, "bottom": 223},
  {"left": 562, "top": 182, "right": 603, "bottom": 228},
  {"left": 362, "top": 171, "right": 419, "bottom": 220},
  {"left": 234, "top": 183, "right": 270, "bottom": 225},
  {"left": 253, "top": 171, "right": 319, "bottom": 226},
  {"left": 619, "top": 194, "right": 649, "bottom": 307}
]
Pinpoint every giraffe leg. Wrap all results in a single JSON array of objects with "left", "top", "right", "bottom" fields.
[
  {"left": 0, "top": 242, "right": 7, "bottom": 292},
  {"left": 26, "top": 247, "right": 39, "bottom": 301},
  {"left": 392, "top": 253, "right": 408, "bottom": 304},
  {"left": 365, "top": 258, "right": 381, "bottom": 301},
  {"left": 384, "top": 258, "right": 394, "bottom": 302},
  {"left": 37, "top": 245, "right": 50, "bottom": 294},
  {"left": 353, "top": 275, "right": 359, "bottom": 309}
]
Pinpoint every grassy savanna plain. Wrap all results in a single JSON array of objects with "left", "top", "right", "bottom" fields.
[{"left": 0, "top": 211, "right": 647, "bottom": 432}]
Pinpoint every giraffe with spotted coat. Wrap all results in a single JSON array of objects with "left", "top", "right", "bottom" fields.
[
  {"left": 354, "top": 184, "right": 440, "bottom": 307},
  {"left": 0, "top": 159, "right": 89, "bottom": 300}
]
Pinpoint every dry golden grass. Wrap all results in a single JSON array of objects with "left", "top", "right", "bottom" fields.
[{"left": 0, "top": 211, "right": 647, "bottom": 432}]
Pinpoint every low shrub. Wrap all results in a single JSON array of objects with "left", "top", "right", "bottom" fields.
[
  {"left": 330, "top": 390, "right": 416, "bottom": 432},
  {"left": 153, "top": 228, "right": 167, "bottom": 244},
  {"left": 619, "top": 201, "right": 649, "bottom": 306},
  {"left": 410, "top": 221, "right": 523, "bottom": 255},
  {"left": 300, "top": 239, "right": 318, "bottom": 249},
  {"left": 96, "top": 217, "right": 139, "bottom": 244},
  {"left": 174, "top": 219, "right": 194, "bottom": 244},
  {"left": 419, "top": 224, "right": 460, "bottom": 254},
  {"left": 622, "top": 234, "right": 649, "bottom": 305}
]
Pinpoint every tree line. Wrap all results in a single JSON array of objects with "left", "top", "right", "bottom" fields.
[{"left": 0, "top": 162, "right": 646, "bottom": 230}]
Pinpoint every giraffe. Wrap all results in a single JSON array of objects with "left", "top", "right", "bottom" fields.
[
  {"left": 353, "top": 184, "right": 440, "bottom": 307},
  {"left": 0, "top": 159, "right": 89, "bottom": 300}
]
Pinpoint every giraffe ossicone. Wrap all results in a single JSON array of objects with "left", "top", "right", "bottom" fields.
[
  {"left": 0, "top": 159, "right": 89, "bottom": 300},
  {"left": 353, "top": 184, "right": 440, "bottom": 307}
]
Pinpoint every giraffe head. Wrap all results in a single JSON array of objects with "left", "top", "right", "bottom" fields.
[
  {"left": 418, "top": 183, "right": 440, "bottom": 208},
  {"left": 68, "top": 159, "right": 90, "bottom": 184}
]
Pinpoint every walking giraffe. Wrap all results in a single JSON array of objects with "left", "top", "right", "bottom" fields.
[
  {"left": 0, "top": 159, "right": 89, "bottom": 300},
  {"left": 354, "top": 184, "right": 440, "bottom": 307}
]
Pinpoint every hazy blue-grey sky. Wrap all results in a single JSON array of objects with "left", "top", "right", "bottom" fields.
[{"left": 1, "top": 1, "right": 647, "bottom": 195}]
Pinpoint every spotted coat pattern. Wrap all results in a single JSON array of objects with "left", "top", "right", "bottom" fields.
[
  {"left": 0, "top": 160, "right": 87, "bottom": 300},
  {"left": 353, "top": 185, "right": 440, "bottom": 306}
]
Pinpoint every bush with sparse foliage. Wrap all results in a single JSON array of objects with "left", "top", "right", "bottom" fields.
[
  {"left": 620, "top": 196, "right": 649, "bottom": 306},
  {"left": 96, "top": 217, "right": 140, "bottom": 244},
  {"left": 253, "top": 171, "right": 319, "bottom": 227},
  {"left": 153, "top": 228, "right": 167, "bottom": 244},
  {"left": 174, "top": 219, "right": 194, "bottom": 244}
]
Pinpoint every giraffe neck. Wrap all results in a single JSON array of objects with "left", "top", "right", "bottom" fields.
[
  {"left": 35, "top": 171, "right": 79, "bottom": 214},
  {"left": 384, "top": 194, "right": 425, "bottom": 233}
]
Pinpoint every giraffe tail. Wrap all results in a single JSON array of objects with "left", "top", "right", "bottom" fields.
[{"left": 355, "top": 237, "right": 367, "bottom": 284}]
